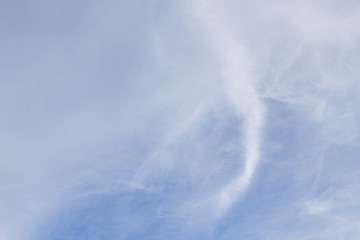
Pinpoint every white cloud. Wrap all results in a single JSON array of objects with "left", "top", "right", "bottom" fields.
[{"left": 1, "top": 0, "right": 360, "bottom": 239}]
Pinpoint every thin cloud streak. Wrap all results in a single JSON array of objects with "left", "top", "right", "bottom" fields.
[{"left": 186, "top": 0, "right": 265, "bottom": 217}]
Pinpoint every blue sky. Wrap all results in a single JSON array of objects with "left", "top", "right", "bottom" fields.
[{"left": 1, "top": 0, "right": 360, "bottom": 239}]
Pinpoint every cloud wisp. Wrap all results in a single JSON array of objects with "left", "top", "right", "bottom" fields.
[{"left": 186, "top": 0, "right": 265, "bottom": 218}]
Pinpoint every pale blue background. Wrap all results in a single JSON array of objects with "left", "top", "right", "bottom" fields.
[{"left": 1, "top": 1, "right": 360, "bottom": 239}]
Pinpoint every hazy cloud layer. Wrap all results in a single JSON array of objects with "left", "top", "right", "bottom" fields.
[{"left": 1, "top": 0, "right": 359, "bottom": 239}]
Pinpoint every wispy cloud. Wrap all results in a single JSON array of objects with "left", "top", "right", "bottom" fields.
[
  {"left": 1, "top": 0, "right": 360, "bottom": 239},
  {"left": 185, "top": 0, "right": 266, "bottom": 218}
]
